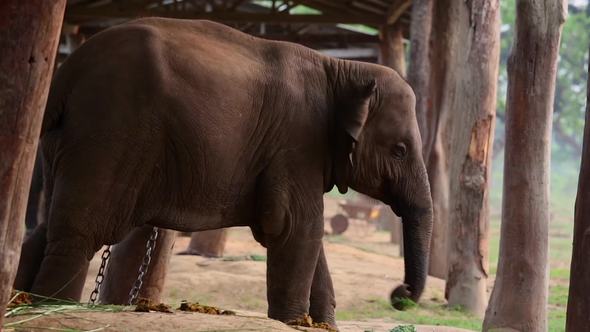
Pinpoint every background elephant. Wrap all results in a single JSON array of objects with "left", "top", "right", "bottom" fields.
[{"left": 14, "top": 18, "right": 433, "bottom": 327}]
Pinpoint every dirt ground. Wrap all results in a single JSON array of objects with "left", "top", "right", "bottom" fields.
[{"left": 6, "top": 198, "right": 469, "bottom": 332}]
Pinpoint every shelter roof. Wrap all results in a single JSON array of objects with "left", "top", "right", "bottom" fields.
[{"left": 62, "top": 1, "right": 412, "bottom": 61}]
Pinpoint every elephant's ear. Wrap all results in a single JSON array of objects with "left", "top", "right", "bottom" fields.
[
  {"left": 332, "top": 79, "right": 376, "bottom": 194},
  {"left": 339, "top": 79, "right": 376, "bottom": 141}
]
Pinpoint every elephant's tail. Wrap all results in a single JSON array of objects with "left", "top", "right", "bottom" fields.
[
  {"left": 40, "top": 67, "right": 70, "bottom": 136},
  {"left": 40, "top": 89, "right": 65, "bottom": 137},
  {"left": 25, "top": 153, "right": 44, "bottom": 233}
]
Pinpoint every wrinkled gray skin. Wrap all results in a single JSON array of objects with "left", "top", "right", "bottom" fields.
[{"left": 15, "top": 18, "right": 433, "bottom": 327}]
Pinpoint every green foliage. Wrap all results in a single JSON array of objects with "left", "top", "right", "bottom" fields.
[
  {"left": 497, "top": 0, "right": 589, "bottom": 157},
  {"left": 391, "top": 297, "right": 417, "bottom": 311}
]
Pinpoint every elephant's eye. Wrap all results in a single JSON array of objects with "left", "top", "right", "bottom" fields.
[{"left": 392, "top": 143, "right": 407, "bottom": 160}]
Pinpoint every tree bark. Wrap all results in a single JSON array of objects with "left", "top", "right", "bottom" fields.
[
  {"left": 566, "top": 47, "right": 590, "bottom": 332},
  {"left": 180, "top": 229, "right": 229, "bottom": 258},
  {"left": 423, "top": 0, "right": 453, "bottom": 280},
  {"left": 0, "top": 1, "right": 65, "bottom": 323},
  {"left": 444, "top": 0, "right": 500, "bottom": 317},
  {"left": 407, "top": 0, "right": 433, "bottom": 153},
  {"left": 483, "top": 1, "right": 566, "bottom": 331},
  {"left": 99, "top": 227, "right": 176, "bottom": 304}
]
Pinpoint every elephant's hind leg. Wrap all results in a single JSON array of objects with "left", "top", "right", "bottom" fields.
[
  {"left": 14, "top": 223, "right": 48, "bottom": 292},
  {"left": 30, "top": 149, "right": 146, "bottom": 301},
  {"left": 31, "top": 235, "right": 91, "bottom": 301}
]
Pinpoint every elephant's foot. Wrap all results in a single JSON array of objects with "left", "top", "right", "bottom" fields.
[
  {"left": 308, "top": 311, "right": 337, "bottom": 330},
  {"left": 31, "top": 253, "right": 90, "bottom": 302},
  {"left": 285, "top": 314, "right": 338, "bottom": 332}
]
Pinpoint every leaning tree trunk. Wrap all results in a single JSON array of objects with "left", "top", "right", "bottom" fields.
[
  {"left": 444, "top": 0, "right": 500, "bottom": 317},
  {"left": 407, "top": 0, "right": 433, "bottom": 155},
  {"left": 379, "top": 21, "right": 405, "bottom": 255},
  {"left": 0, "top": 1, "right": 65, "bottom": 323},
  {"left": 423, "top": 0, "right": 454, "bottom": 280},
  {"left": 99, "top": 227, "right": 177, "bottom": 304},
  {"left": 181, "top": 229, "right": 228, "bottom": 258},
  {"left": 566, "top": 47, "right": 590, "bottom": 331},
  {"left": 483, "top": 1, "right": 566, "bottom": 331}
]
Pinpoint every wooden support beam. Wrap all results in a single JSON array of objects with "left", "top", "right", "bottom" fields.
[
  {"left": 66, "top": 6, "right": 385, "bottom": 24},
  {"left": 256, "top": 33, "right": 379, "bottom": 44},
  {"left": 386, "top": 0, "right": 411, "bottom": 24}
]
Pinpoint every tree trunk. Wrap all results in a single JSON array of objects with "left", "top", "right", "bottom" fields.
[
  {"left": 180, "top": 229, "right": 229, "bottom": 258},
  {"left": 99, "top": 227, "right": 176, "bottom": 304},
  {"left": 444, "top": 1, "right": 500, "bottom": 317},
  {"left": 407, "top": 0, "right": 433, "bottom": 153},
  {"left": 483, "top": 1, "right": 566, "bottom": 331},
  {"left": 424, "top": 0, "right": 454, "bottom": 280},
  {"left": 566, "top": 47, "right": 590, "bottom": 331},
  {"left": 379, "top": 21, "right": 405, "bottom": 255},
  {"left": 0, "top": 1, "right": 65, "bottom": 323}
]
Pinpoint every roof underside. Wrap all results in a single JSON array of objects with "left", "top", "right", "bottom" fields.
[{"left": 62, "top": 0, "right": 413, "bottom": 61}]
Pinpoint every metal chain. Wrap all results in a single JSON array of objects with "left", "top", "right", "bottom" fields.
[
  {"left": 128, "top": 227, "right": 159, "bottom": 305},
  {"left": 89, "top": 246, "right": 112, "bottom": 305}
]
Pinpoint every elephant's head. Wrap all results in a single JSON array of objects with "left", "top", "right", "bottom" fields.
[{"left": 329, "top": 65, "right": 433, "bottom": 309}]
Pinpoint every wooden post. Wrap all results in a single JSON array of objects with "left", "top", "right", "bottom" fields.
[
  {"left": 424, "top": 1, "right": 453, "bottom": 280},
  {"left": 483, "top": 1, "right": 566, "bottom": 330},
  {"left": 99, "top": 227, "right": 176, "bottom": 304},
  {"left": 379, "top": 21, "right": 405, "bottom": 256},
  {"left": 0, "top": 1, "right": 65, "bottom": 323},
  {"left": 407, "top": 0, "right": 433, "bottom": 153},
  {"left": 379, "top": 22, "right": 406, "bottom": 77},
  {"left": 565, "top": 47, "right": 590, "bottom": 332},
  {"left": 180, "top": 229, "right": 228, "bottom": 257},
  {"left": 444, "top": 0, "right": 500, "bottom": 317}
]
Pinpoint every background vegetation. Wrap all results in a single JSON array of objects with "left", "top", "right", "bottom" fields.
[{"left": 330, "top": 1, "right": 589, "bottom": 331}]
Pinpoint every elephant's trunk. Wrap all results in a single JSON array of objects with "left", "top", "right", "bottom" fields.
[{"left": 389, "top": 167, "right": 433, "bottom": 309}]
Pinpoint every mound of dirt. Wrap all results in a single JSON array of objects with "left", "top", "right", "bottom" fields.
[{"left": 4, "top": 309, "right": 474, "bottom": 332}]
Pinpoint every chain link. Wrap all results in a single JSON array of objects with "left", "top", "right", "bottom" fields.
[
  {"left": 89, "top": 246, "right": 111, "bottom": 305},
  {"left": 128, "top": 227, "right": 159, "bottom": 305}
]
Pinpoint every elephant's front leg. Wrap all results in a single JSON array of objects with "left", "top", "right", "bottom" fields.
[
  {"left": 309, "top": 246, "right": 336, "bottom": 327},
  {"left": 266, "top": 219, "right": 323, "bottom": 322}
]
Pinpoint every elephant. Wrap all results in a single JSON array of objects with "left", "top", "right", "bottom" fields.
[{"left": 14, "top": 17, "right": 433, "bottom": 327}]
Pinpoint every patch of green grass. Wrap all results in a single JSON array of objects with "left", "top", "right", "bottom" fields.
[
  {"left": 548, "top": 308, "right": 567, "bottom": 332},
  {"left": 550, "top": 268, "right": 571, "bottom": 280},
  {"left": 549, "top": 285, "right": 569, "bottom": 307},
  {"left": 4, "top": 298, "right": 126, "bottom": 332},
  {"left": 335, "top": 298, "right": 480, "bottom": 331}
]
